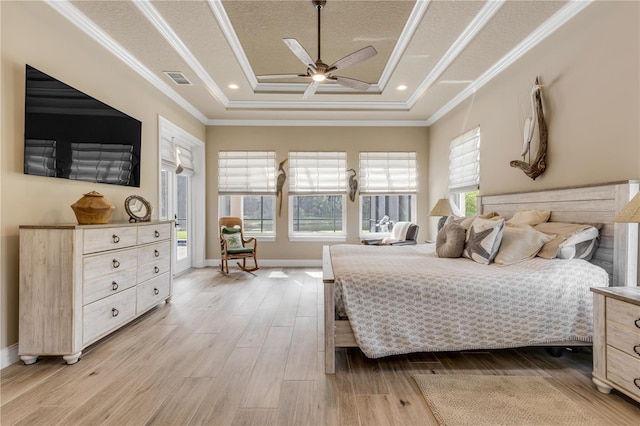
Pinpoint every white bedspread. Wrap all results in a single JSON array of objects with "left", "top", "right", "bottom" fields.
[{"left": 330, "top": 244, "right": 609, "bottom": 358}]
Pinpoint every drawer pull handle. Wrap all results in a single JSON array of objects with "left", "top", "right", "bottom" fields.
[
  {"left": 112, "top": 234, "right": 120, "bottom": 244},
  {"left": 154, "top": 249, "right": 160, "bottom": 257},
  {"left": 112, "top": 308, "right": 119, "bottom": 317},
  {"left": 112, "top": 259, "right": 120, "bottom": 269},
  {"left": 635, "top": 378, "right": 640, "bottom": 390},
  {"left": 154, "top": 230, "right": 160, "bottom": 238},
  {"left": 154, "top": 266, "right": 160, "bottom": 274},
  {"left": 634, "top": 345, "right": 640, "bottom": 356},
  {"left": 154, "top": 288, "right": 159, "bottom": 295},
  {"left": 112, "top": 281, "right": 118, "bottom": 291},
  {"left": 636, "top": 318, "right": 640, "bottom": 329}
]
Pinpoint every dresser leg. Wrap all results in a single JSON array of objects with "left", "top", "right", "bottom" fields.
[
  {"left": 63, "top": 352, "right": 82, "bottom": 365},
  {"left": 20, "top": 355, "right": 38, "bottom": 365},
  {"left": 592, "top": 376, "right": 613, "bottom": 394}
]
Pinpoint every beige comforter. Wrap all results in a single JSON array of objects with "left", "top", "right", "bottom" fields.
[{"left": 330, "top": 244, "right": 609, "bottom": 358}]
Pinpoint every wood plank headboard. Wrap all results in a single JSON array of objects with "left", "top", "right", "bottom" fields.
[{"left": 478, "top": 181, "right": 639, "bottom": 287}]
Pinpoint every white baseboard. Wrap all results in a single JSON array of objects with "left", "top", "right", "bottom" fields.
[
  {"left": 204, "top": 259, "right": 322, "bottom": 268},
  {"left": 1, "top": 343, "right": 19, "bottom": 369}
]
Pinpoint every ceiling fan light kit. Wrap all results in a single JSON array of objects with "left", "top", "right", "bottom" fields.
[{"left": 256, "top": 0, "right": 377, "bottom": 98}]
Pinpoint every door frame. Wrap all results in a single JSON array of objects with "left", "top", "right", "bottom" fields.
[{"left": 158, "top": 116, "right": 205, "bottom": 271}]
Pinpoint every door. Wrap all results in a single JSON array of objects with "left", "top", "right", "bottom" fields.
[{"left": 160, "top": 166, "right": 192, "bottom": 275}]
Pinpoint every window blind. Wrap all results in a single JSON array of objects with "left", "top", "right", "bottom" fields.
[
  {"left": 218, "top": 151, "right": 276, "bottom": 194},
  {"left": 288, "top": 152, "right": 346, "bottom": 194},
  {"left": 176, "top": 146, "right": 194, "bottom": 175},
  {"left": 161, "top": 136, "right": 177, "bottom": 168},
  {"left": 449, "top": 126, "right": 480, "bottom": 193},
  {"left": 359, "top": 152, "right": 417, "bottom": 193}
]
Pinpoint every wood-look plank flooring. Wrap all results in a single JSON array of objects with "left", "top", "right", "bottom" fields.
[{"left": 2, "top": 267, "right": 640, "bottom": 425}]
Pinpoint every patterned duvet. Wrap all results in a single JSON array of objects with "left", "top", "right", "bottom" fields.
[{"left": 330, "top": 244, "right": 609, "bottom": 358}]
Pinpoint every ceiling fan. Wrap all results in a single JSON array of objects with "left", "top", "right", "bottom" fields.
[{"left": 256, "top": 0, "right": 377, "bottom": 99}]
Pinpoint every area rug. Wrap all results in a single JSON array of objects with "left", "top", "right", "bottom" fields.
[{"left": 412, "top": 374, "right": 604, "bottom": 426}]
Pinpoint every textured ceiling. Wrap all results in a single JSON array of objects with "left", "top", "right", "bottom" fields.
[{"left": 58, "top": 0, "right": 588, "bottom": 125}]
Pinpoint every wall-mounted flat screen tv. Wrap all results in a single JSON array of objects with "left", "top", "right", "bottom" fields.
[{"left": 23, "top": 64, "right": 141, "bottom": 187}]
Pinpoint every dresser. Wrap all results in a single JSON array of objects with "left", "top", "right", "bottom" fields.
[
  {"left": 591, "top": 286, "right": 640, "bottom": 403},
  {"left": 19, "top": 221, "right": 173, "bottom": 365}
]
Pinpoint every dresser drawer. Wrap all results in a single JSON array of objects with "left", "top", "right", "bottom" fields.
[
  {"left": 606, "top": 297, "right": 640, "bottom": 330},
  {"left": 83, "top": 287, "right": 136, "bottom": 345},
  {"left": 137, "top": 257, "right": 170, "bottom": 284},
  {"left": 83, "top": 268, "right": 137, "bottom": 305},
  {"left": 138, "top": 223, "right": 171, "bottom": 245},
  {"left": 138, "top": 241, "right": 170, "bottom": 265},
  {"left": 83, "top": 248, "right": 137, "bottom": 281},
  {"left": 607, "top": 345, "right": 640, "bottom": 400},
  {"left": 607, "top": 321, "right": 640, "bottom": 360},
  {"left": 83, "top": 227, "right": 137, "bottom": 254},
  {"left": 137, "top": 273, "right": 170, "bottom": 313}
]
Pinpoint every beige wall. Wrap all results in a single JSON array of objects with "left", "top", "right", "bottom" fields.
[
  {"left": 429, "top": 1, "right": 640, "bottom": 237},
  {"left": 0, "top": 2, "right": 205, "bottom": 352},
  {"left": 206, "top": 126, "right": 429, "bottom": 262}
]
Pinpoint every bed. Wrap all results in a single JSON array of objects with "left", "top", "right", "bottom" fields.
[{"left": 323, "top": 181, "right": 640, "bottom": 373}]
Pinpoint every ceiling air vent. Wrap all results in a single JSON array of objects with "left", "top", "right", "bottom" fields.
[{"left": 164, "top": 71, "right": 192, "bottom": 85}]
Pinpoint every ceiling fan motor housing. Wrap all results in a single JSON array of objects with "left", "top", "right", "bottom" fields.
[{"left": 312, "top": 0, "right": 326, "bottom": 9}]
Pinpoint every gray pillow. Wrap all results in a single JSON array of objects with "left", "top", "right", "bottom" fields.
[{"left": 436, "top": 223, "right": 466, "bottom": 258}]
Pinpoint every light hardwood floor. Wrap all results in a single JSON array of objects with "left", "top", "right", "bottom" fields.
[{"left": 2, "top": 267, "right": 640, "bottom": 425}]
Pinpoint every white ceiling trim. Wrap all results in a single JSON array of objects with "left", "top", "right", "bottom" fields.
[
  {"left": 424, "top": 0, "right": 594, "bottom": 126},
  {"left": 254, "top": 82, "right": 382, "bottom": 94},
  {"left": 225, "top": 100, "right": 409, "bottom": 111},
  {"left": 134, "top": 1, "right": 229, "bottom": 105},
  {"left": 208, "top": 119, "right": 428, "bottom": 127},
  {"left": 46, "top": 0, "right": 208, "bottom": 124},
  {"left": 377, "top": 0, "right": 431, "bottom": 92},
  {"left": 406, "top": 0, "right": 505, "bottom": 108},
  {"left": 207, "top": 0, "right": 259, "bottom": 89}
]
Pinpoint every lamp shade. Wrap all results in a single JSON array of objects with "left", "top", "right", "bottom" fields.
[
  {"left": 430, "top": 198, "right": 453, "bottom": 217},
  {"left": 614, "top": 192, "right": 640, "bottom": 223}
]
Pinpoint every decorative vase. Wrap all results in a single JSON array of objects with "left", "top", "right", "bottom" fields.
[{"left": 70, "top": 191, "right": 115, "bottom": 224}]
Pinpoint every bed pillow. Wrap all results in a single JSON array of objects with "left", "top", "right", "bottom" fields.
[
  {"left": 436, "top": 223, "right": 466, "bottom": 258},
  {"left": 221, "top": 225, "right": 243, "bottom": 250},
  {"left": 506, "top": 210, "right": 551, "bottom": 227},
  {"left": 445, "top": 211, "right": 500, "bottom": 231},
  {"left": 534, "top": 222, "right": 601, "bottom": 260},
  {"left": 494, "top": 225, "right": 555, "bottom": 266},
  {"left": 462, "top": 217, "right": 506, "bottom": 265}
]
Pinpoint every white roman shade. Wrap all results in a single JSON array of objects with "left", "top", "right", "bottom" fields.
[
  {"left": 218, "top": 151, "right": 276, "bottom": 194},
  {"left": 176, "top": 146, "right": 194, "bottom": 175},
  {"left": 359, "top": 152, "right": 417, "bottom": 194},
  {"left": 161, "top": 136, "right": 177, "bottom": 168},
  {"left": 288, "top": 152, "right": 346, "bottom": 194},
  {"left": 449, "top": 126, "right": 480, "bottom": 193}
]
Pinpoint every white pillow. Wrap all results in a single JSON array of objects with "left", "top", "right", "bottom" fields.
[
  {"left": 462, "top": 217, "right": 505, "bottom": 265},
  {"left": 557, "top": 226, "right": 600, "bottom": 260},
  {"left": 506, "top": 210, "right": 551, "bottom": 227},
  {"left": 494, "top": 226, "right": 555, "bottom": 266}
]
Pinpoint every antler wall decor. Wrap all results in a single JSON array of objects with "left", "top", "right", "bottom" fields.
[{"left": 510, "top": 76, "right": 547, "bottom": 180}]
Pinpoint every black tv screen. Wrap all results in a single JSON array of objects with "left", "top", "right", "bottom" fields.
[{"left": 23, "top": 64, "right": 141, "bottom": 187}]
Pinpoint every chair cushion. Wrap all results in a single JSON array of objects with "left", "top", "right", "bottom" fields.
[{"left": 227, "top": 247, "right": 254, "bottom": 254}]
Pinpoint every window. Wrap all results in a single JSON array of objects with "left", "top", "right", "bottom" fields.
[
  {"left": 288, "top": 152, "right": 346, "bottom": 241},
  {"left": 449, "top": 126, "right": 480, "bottom": 216},
  {"left": 359, "top": 152, "right": 417, "bottom": 236},
  {"left": 218, "top": 151, "right": 276, "bottom": 239}
]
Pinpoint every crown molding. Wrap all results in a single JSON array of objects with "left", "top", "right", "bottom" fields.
[
  {"left": 134, "top": 1, "right": 228, "bottom": 105},
  {"left": 46, "top": 0, "right": 208, "bottom": 124},
  {"left": 407, "top": 0, "right": 504, "bottom": 108},
  {"left": 254, "top": 82, "right": 382, "bottom": 94},
  {"left": 207, "top": 0, "right": 259, "bottom": 89},
  {"left": 424, "top": 0, "right": 594, "bottom": 126},
  {"left": 225, "top": 100, "right": 409, "bottom": 111},
  {"left": 208, "top": 119, "right": 428, "bottom": 127}
]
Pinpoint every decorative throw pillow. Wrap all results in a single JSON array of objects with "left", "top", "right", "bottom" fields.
[
  {"left": 462, "top": 217, "right": 506, "bottom": 264},
  {"left": 494, "top": 225, "right": 555, "bottom": 266},
  {"left": 221, "top": 225, "right": 243, "bottom": 250},
  {"left": 534, "top": 222, "right": 601, "bottom": 259},
  {"left": 445, "top": 212, "right": 501, "bottom": 231},
  {"left": 506, "top": 210, "right": 551, "bottom": 227},
  {"left": 436, "top": 223, "right": 466, "bottom": 258}
]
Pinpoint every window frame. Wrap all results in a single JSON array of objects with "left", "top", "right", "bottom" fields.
[
  {"left": 358, "top": 194, "right": 417, "bottom": 239},
  {"left": 218, "top": 194, "right": 276, "bottom": 241},
  {"left": 288, "top": 194, "right": 347, "bottom": 242}
]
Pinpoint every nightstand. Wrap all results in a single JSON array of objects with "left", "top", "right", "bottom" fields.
[{"left": 591, "top": 286, "right": 640, "bottom": 403}]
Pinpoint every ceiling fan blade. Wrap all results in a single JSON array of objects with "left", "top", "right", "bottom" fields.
[
  {"left": 333, "top": 76, "right": 371, "bottom": 91},
  {"left": 283, "top": 38, "right": 316, "bottom": 70},
  {"left": 302, "top": 81, "right": 319, "bottom": 99},
  {"left": 328, "top": 45, "right": 377, "bottom": 73},
  {"left": 256, "top": 73, "right": 309, "bottom": 80}
]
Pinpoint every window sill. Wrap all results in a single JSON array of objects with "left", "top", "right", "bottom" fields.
[{"left": 288, "top": 235, "right": 347, "bottom": 243}]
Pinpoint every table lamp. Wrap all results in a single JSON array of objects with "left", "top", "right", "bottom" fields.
[{"left": 430, "top": 198, "right": 453, "bottom": 231}]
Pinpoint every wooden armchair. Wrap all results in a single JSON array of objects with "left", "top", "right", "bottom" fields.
[{"left": 219, "top": 217, "right": 258, "bottom": 274}]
